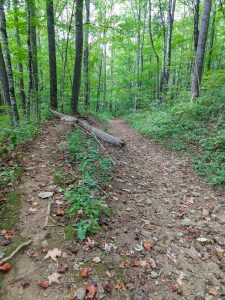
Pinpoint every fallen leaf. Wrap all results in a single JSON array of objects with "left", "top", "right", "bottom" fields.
[
  {"left": 29, "top": 207, "right": 37, "bottom": 214},
  {"left": 92, "top": 256, "right": 101, "bottom": 263},
  {"left": 115, "top": 283, "right": 127, "bottom": 292},
  {"left": 102, "top": 282, "right": 112, "bottom": 293},
  {"left": 106, "top": 270, "right": 113, "bottom": 278},
  {"left": 48, "top": 272, "right": 61, "bottom": 285},
  {"left": 38, "top": 280, "right": 49, "bottom": 289},
  {"left": 171, "top": 282, "right": 182, "bottom": 294},
  {"left": 143, "top": 242, "right": 153, "bottom": 251},
  {"left": 81, "top": 267, "right": 90, "bottom": 277},
  {"left": 0, "top": 262, "right": 11, "bottom": 272},
  {"left": 85, "top": 238, "right": 95, "bottom": 249},
  {"left": 63, "top": 285, "right": 77, "bottom": 300},
  {"left": 85, "top": 284, "right": 97, "bottom": 299},
  {"left": 21, "top": 280, "right": 30, "bottom": 289},
  {"left": 44, "top": 248, "right": 62, "bottom": 261},
  {"left": 56, "top": 209, "right": 65, "bottom": 216},
  {"left": 177, "top": 272, "right": 185, "bottom": 286},
  {"left": 58, "top": 264, "right": 68, "bottom": 273},
  {"left": 208, "top": 288, "right": 218, "bottom": 296}
]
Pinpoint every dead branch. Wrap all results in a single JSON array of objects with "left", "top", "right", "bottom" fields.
[
  {"left": 50, "top": 109, "right": 125, "bottom": 147},
  {"left": 0, "top": 240, "right": 32, "bottom": 265}
]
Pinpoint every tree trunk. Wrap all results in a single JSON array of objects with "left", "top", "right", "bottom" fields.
[
  {"left": 71, "top": 0, "right": 83, "bottom": 115},
  {"left": 83, "top": 0, "right": 90, "bottom": 109},
  {"left": 164, "top": 0, "right": 176, "bottom": 87},
  {"left": 148, "top": 0, "right": 160, "bottom": 101},
  {"left": 191, "top": 0, "right": 211, "bottom": 99},
  {"left": 46, "top": 0, "right": 57, "bottom": 109},
  {"left": 158, "top": 0, "right": 166, "bottom": 97},
  {"left": 60, "top": 0, "right": 75, "bottom": 111},
  {"left": 193, "top": 0, "right": 200, "bottom": 53},
  {"left": 207, "top": 2, "right": 216, "bottom": 70},
  {"left": 27, "top": 0, "right": 39, "bottom": 121},
  {"left": 26, "top": 2, "right": 32, "bottom": 120},
  {"left": 96, "top": 47, "right": 103, "bottom": 112},
  {"left": 13, "top": 0, "right": 26, "bottom": 115},
  {"left": 0, "top": 42, "right": 13, "bottom": 125},
  {"left": 0, "top": 0, "right": 19, "bottom": 124}
]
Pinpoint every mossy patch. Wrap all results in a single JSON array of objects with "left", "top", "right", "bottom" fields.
[{"left": 0, "top": 192, "right": 21, "bottom": 229}]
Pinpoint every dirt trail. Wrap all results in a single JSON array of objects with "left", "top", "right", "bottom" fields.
[{"left": 2, "top": 118, "right": 225, "bottom": 300}]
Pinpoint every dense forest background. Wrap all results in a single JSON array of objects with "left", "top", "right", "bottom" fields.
[{"left": 0, "top": 0, "right": 225, "bottom": 184}]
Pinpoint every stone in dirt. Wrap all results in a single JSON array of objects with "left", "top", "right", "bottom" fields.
[
  {"left": 181, "top": 218, "right": 194, "bottom": 226},
  {"left": 38, "top": 191, "right": 54, "bottom": 199},
  {"left": 150, "top": 271, "right": 158, "bottom": 279}
]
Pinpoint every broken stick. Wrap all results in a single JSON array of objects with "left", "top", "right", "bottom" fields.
[{"left": 0, "top": 240, "right": 32, "bottom": 265}]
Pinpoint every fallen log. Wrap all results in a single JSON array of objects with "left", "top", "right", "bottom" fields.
[{"left": 50, "top": 109, "right": 125, "bottom": 147}]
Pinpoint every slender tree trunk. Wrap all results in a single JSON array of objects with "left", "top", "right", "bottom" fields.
[
  {"left": 83, "top": 0, "right": 90, "bottom": 109},
  {"left": 148, "top": 0, "right": 160, "bottom": 101},
  {"left": 164, "top": 0, "right": 176, "bottom": 87},
  {"left": 46, "top": 0, "right": 57, "bottom": 109},
  {"left": 158, "top": 0, "right": 166, "bottom": 96},
  {"left": 96, "top": 47, "right": 103, "bottom": 112},
  {"left": 191, "top": 0, "right": 211, "bottom": 99},
  {"left": 0, "top": 0, "right": 19, "bottom": 124},
  {"left": 71, "top": 0, "right": 83, "bottom": 115},
  {"left": 0, "top": 42, "right": 13, "bottom": 125},
  {"left": 27, "top": 0, "right": 39, "bottom": 121},
  {"left": 26, "top": 3, "right": 32, "bottom": 120},
  {"left": 193, "top": 0, "right": 200, "bottom": 53},
  {"left": 13, "top": 0, "right": 26, "bottom": 114},
  {"left": 60, "top": 0, "right": 75, "bottom": 111},
  {"left": 207, "top": 2, "right": 216, "bottom": 70}
]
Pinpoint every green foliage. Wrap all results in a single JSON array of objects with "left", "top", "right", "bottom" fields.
[
  {"left": 0, "top": 165, "right": 23, "bottom": 187},
  {"left": 126, "top": 96, "right": 225, "bottom": 185},
  {"left": 66, "top": 129, "right": 114, "bottom": 240}
]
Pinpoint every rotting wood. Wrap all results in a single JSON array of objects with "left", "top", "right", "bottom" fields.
[
  {"left": 0, "top": 240, "right": 32, "bottom": 265},
  {"left": 50, "top": 109, "right": 125, "bottom": 147}
]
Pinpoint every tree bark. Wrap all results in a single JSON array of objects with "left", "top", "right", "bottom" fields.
[
  {"left": 193, "top": 0, "right": 200, "bottom": 53},
  {"left": 0, "top": 42, "right": 13, "bottom": 125},
  {"left": 13, "top": 0, "right": 26, "bottom": 115},
  {"left": 46, "top": 0, "right": 57, "bottom": 109},
  {"left": 0, "top": 0, "right": 19, "bottom": 124},
  {"left": 148, "top": 0, "right": 160, "bottom": 101},
  {"left": 27, "top": 0, "right": 39, "bottom": 121},
  {"left": 191, "top": 0, "right": 211, "bottom": 99},
  {"left": 83, "top": 0, "right": 90, "bottom": 109},
  {"left": 71, "top": 0, "right": 83, "bottom": 115},
  {"left": 207, "top": 2, "right": 216, "bottom": 70},
  {"left": 164, "top": 0, "right": 176, "bottom": 87}
]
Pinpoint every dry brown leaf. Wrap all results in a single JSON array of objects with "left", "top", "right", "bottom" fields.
[
  {"left": 63, "top": 285, "right": 77, "bottom": 300},
  {"left": 143, "top": 242, "right": 153, "bottom": 251},
  {"left": 44, "top": 248, "right": 62, "bottom": 261},
  {"left": 85, "top": 284, "right": 97, "bottom": 299},
  {"left": 171, "top": 282, "right": 183, "bottom": 294},
  {"left": 115, "top": 283, "right": 127, "bottom": 292},
  {"left": 208, "top": 288, "right": 218, "bottom": 296},
  {"left": 38, "top": 280, "right": 49, "bottom": 289},
  {"left": 85, "top": 238, "right": 95, "bottom": 249},
  {"left": 92, "top": 256, "right": 101, "bottom": 263},
  {"left": 0, "top": 262, "right": 11, "bottom": 272},
  {"left": 58, "top": 264, "right": 69, "bottom": 273},
  {"left": 48, "top": 272, "right": 61, "bottom": 285},
  {"left": 81, "top": 267, "right": 90, "bottom": 278}
]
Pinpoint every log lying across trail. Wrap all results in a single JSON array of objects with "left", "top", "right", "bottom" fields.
[{"left": 50, "top": 109, "right": 125, "bottom": 147}]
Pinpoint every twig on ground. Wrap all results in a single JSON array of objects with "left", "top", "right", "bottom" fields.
[
  {"left": 0, "top": 240, "right": 32, "bottom": 265},
  {"left": 43, "top": 201, "right": 54, "bottom": 229}
]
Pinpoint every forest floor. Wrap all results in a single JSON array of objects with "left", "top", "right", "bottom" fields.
[{"left": 1, "top": 117, "right": 225, "bottom": 300}]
